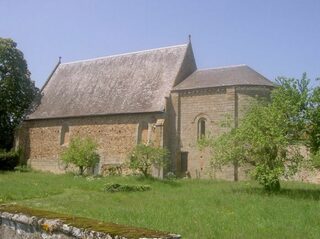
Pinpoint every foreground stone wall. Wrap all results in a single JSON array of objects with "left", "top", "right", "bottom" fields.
[
  {"left": 17, "top": 113, "right": 165, "bottom": 174},
  {"left": 0, "top": 206, "right": 181, "bottom": 239}
]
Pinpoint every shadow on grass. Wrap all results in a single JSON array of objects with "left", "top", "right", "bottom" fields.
[
  {"left": 232, "top": 187, "right": 320, "bottom": 201},
  {"left": 0, "top": 170, "right": 13, "bottom": 174}
]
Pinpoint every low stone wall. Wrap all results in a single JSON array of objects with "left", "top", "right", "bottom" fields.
[
  {"left": 0, "top": 205, "right": 181, "bottom": 239},
  {"left": 214, "top": 164, "right": 320, "bottom": 184}
]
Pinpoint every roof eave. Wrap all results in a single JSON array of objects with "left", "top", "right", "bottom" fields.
[
  {"left": 25, "top": 110, "right": 165, "bottom": 121},
  {"left": 172, "top": 84, "right": 276, "bottom": 92}
]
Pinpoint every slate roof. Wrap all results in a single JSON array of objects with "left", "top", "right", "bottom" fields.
[
  {"left": 173, "top": 65, "right": 275, "bottom": 91},
  {"left": 27, "top": 43, "right": 196, "bottom": 120}
]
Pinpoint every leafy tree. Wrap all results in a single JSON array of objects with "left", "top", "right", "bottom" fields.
[
  {"left": 200, "top": 75, "right": 311, "bottom": 191},
  {"left": 198, "top": 126, "right": 245, "bottom": 180},
  {"left": 61, "top": 137, "right": 100, "bottom": 175},
  {"left": 0, "top": 38, "right": 39, "bottom": 150},
  {"left": 128, "top": 144, "right": 169, "bottom": 177},
  {"left": 308, "top": 80, "right": 320, "bottom": 153},
  {"left": 308, "top": 79, "right": 320, "bottom": 167}
]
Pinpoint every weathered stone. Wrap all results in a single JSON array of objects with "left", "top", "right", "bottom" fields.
[
  {"left": 17, "top": 114, "right": 164, "bottom": 174},
  {"left": 0, "top": 207, "right": 181, "bottom": 239}
]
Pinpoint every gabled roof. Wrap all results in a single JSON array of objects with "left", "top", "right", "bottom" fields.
[
  {"left": 27, "top": 43, "right": 196, "bottom": 120},
  {"left": 173, "top": 65, "right": 275, "bottom": 91}
]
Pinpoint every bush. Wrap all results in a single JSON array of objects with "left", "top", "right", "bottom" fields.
[
  {"left": 61, "top": 137, "right": 100, "bottom": 175},
  {"left": 105, "top": 183, "right": 151, "bottom": 193},
  {"left": 311, "top": 151, "right": 320, "bottom": 168},
  {"left": 165, "top": 172, "right": 177, "bottom": 180},
  {"left": 0, "top": 150, "right": 20, "bottom": 170},
  {"left": 128, "top": 144, "right": 169, "bottom": 177}
]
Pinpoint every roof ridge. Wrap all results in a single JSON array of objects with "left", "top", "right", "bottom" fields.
[
  {"left": 61, "top": 43, "right": 188, "bottom": 65},
  {"left": 198, "top": 64, "right": 247, "bottom": 71}
]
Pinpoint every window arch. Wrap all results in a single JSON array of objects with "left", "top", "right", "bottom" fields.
[{"left": 197, "top": 118, "right": 206, "bottom": 139}]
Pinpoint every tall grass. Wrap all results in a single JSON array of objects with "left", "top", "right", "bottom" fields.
[{"left": 1, "top": 171, "right": 320, "bottom": 238}]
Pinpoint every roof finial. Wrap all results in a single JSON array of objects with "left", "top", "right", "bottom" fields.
[
  {"left": 188, "top": 34, "right": 191, "bottom": 43},
  {"left": 58, "top": 56, "right": 62, "bottom": 63}
]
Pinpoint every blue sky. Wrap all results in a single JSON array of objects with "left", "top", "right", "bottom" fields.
[{"left": 1, "top": 0, "right": 319, "bottom": 88}]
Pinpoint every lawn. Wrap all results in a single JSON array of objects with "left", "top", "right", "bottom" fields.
[{"left": 1, "top": 171, "right": 320, "bottom": 239}]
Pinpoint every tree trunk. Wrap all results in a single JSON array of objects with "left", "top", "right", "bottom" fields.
[{"left": 233, "top": 159, "right": 239, "bottom": 181}]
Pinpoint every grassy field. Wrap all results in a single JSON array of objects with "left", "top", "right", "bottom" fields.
[{"left": 1, "top": 171, "right": 320, "bottom": 238}]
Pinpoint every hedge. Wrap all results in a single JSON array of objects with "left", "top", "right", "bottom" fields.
[{"left": 0, "top": 150, "right": 20, "bottom": 170}]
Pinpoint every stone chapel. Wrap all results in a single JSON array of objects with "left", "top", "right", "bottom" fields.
[{"left": 17, "top": 41, "right": 274, "bottom": 179}]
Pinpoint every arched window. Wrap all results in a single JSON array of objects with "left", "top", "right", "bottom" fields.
[{"left": 198, "top": 118, "right": 206, "bottom": 139}]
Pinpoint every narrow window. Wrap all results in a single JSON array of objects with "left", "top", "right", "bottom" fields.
[
  {"left": 60, "top": 125, "right": 70, "bottom": 145},
  {"left": 137, "top": 121, "right": 148, "bottom": 144},
  {"left": 198, "top": 118, "right": 206, "bottom": 139},
  {"left": 181, "top": 152, "right": 188, "bottom": 173}
]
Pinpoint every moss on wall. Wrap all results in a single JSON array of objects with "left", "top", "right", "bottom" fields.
[{"left": 0, "top": 204, "right": 180, "bottom": 239}]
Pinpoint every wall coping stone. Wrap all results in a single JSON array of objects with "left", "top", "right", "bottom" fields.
[{"left": 0, "top": 204, "right": 181, "bottom": 239}]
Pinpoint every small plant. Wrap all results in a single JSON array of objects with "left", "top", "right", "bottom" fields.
[
  {"left": 165, "top": 172, "right": 177, "bottom": 180},
  {"left": 60, "top": 137, "right": 100, "bottom": 175},
  {"left": 105, "top": 183, "right": 151, "bottom": 192},
  {"left": 128, "top": 144, "right": 169, "bottom": 177}
]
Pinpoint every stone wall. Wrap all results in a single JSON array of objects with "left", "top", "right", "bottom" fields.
[
  {"left": 165, "top": 93, "right": 180, "bottom": 175},
  {"left": 177, "top": 87, "right": 235, "bottom": 179},
  {"left": 236, "top": 86, "right": 272, "bottom": 120},
  {"left": 16, "top": 85, "right": 320, "bottom": 182},
  {"left": 174, "top": 86, "right": 272, "bottom": 179},
  {"left": 17, "top": 113, "right": 165, "bottom": 174},
  {"left": 0, "top": 206, "right": 181, "bottom": 239}
]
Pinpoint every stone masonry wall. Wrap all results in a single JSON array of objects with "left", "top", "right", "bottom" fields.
[
  {"left": 176, "top": 86, "right": 272, "bottom": 180},
  {"left": 236, "top": 86, "right": 272, "bottom": 120},
  {"left": 17, "top": 113, "right": 165, "bottom": 174},
  {"left": 0, "top": 208, "right": 181, "bottom": 239},
  {"left": 178, "top": 87, "right": 235, "bottom": 179},
  {"left": 165, "top": 93, "right": 180, "bottom": 175}
]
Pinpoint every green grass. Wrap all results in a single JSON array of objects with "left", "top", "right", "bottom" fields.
[{"left": 1, "top": 171, "right": 320, "bottom": 238}]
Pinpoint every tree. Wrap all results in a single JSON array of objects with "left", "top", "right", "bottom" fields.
[
  {"left": 128, "top": 144, "right": 169, "bottom": 177},
  {"left": 60, "top": 137, "right": 100, "bottom": 175},
  {"left": 200, "top": 75, "right": 311, "bottom": 191},
  {"left": 0, "top": 38, "right": 39, "bottom": 150},
  {"left": 308, "top": 79, "right": 320, "bottom": 167},
  {"left": 308, "top": 80, "right": 320, "bottom": 153}
]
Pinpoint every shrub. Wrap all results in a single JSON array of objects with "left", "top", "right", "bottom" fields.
[
  {"left": 165, "top": 172, "right": 177, "bottom": 180},
  {"left": 61, "top": 137, "right": 100, "bottom": 175},
  {"left": 128, "top": 144, "right": 169, "bottom": 177},
  {"left": 0, "top": 150, "right": 20, "bottom": 170},
  {"left": 105, "top": 183, "right": 151, "bottom": 193},
  {"left": 311, "top": 151, "right": 320, "bottom": 168}
]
